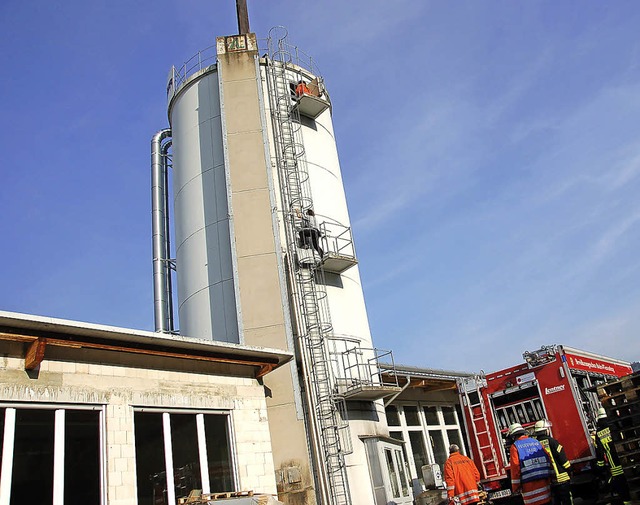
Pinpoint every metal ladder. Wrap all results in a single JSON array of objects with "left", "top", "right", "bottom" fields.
[
  {"left": 459, "top": 376, "right": 501, "bottom": 479},
  {"left": 265, "top": 30, "right": 352, "bottom": 505}
]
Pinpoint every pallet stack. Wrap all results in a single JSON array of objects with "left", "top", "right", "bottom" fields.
[
  {"left": 597, "top": 371, "right": 640, "bottom": 500},
  {"left": 177, "top": 490, "right": 258, "bottom": 504}
]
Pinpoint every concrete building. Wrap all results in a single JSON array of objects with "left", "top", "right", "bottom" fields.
[
  {"left": 0, "top": 311, "right": 291, "bottom": 505},
  {"left": 381, "top": 364, "right": 475, "bottom": 494}
]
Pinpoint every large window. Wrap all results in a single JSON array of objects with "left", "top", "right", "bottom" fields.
[
  {"left": 0, "top": 405, "right": 104, "bottom": 505},
  {"left": 387, "top": 403, "right": 467, "bottom": 487},
  {"left": 134, "top": 410, "right": 235, "bottom": 505}
]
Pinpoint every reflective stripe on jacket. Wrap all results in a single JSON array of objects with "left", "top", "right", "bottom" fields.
[
  {"left": 536, "top": 435, "right": 571, "bottom": 484},
  {"left": 514, "top": 438, "right": 552, "bottom": 482},
  {"left": 596, "top": 426, "right": 624, "bottom": 477},
  {"left": 444, "top": 452, "right": 481, "bottom": 505},
  {"left": 510, "top": 435, "right": 552, "bottom": 505},
  {"left": 521, "top": 485, "right": 552, "bottom": 505}
]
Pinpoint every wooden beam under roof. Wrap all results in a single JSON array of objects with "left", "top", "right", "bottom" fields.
[
  {"left": 0, "top": 330, "right": 285, "bottom": 379},
  {"left": 380, "top": 372, "right": 460, "bottom": 393}
]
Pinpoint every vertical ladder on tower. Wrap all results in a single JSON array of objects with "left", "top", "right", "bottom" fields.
[
  {"left": 458, "top": 376, "right": 501, "bottom": 480},
  {"left": 265, "top": 29, "right": 352, "bottom": 505}
]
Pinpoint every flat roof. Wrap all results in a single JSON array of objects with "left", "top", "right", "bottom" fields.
[
  {"left": 379, "top": 362, "right": 474, "bottom": 394},
  {"left": 380, "top": 362, "right": 474, "bottom": 380},
  {"left": 0, "top": 310, "right": 293, "bottom": 376}
]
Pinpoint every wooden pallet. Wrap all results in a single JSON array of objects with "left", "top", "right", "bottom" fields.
[
  {"left": 603, "top": 403, "right": 640, "bottom": 428},
  {"left": 615, "top": 435, "right": 640, "bottom": 455},
  {"left": 597, "top": 372, "right": 640, "bottom": 398},
  {"left": 601, "top": 386, "right": 640, "bottom": 409},
  {"left": 625, "top": 472, "right": 640, "bottom": 498},
  {"left": 612, "top": 423, "right": 640, "bottom": 441},
  {"left": 178, "top": 490, "right": 254, "bottom": 504}
]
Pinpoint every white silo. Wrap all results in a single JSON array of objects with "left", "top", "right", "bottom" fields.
[{"left": 152, "top": 28, "right": 403, "bottom": 505}]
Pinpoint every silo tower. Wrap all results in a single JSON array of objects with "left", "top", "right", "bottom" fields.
[{"left": 151, "top": 16, "right": 405, "bottom": 505}]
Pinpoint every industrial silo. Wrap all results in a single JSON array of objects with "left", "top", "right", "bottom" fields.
[{"left": 152, "top": 28, "right": 402, "bottom": 505}]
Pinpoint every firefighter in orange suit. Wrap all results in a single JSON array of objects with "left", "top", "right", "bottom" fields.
[
  {"left": 295, "top": 80, "right": 310, "bottom": 97},
  {"left": 444, "top": 444, "right": 481, "bottom": 505},
  {"left": 508, "top": 423, "right": 552, "bottom": 505}
]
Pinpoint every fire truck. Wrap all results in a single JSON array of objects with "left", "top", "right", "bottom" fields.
[{"left": 457, "top": 344, "right": 633, "bottom": 501}]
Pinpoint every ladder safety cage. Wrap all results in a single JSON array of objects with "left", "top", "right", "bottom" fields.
[{"left": 265, "top": 27, "right": 352, "bottom": 505}]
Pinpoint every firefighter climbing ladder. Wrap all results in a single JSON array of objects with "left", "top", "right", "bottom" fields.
[
  {"left": 265, "top": 29, "right": 352, "bottom": 505},
  {"left": 458, "top": 376, "right": 501, "bottom": 480}
]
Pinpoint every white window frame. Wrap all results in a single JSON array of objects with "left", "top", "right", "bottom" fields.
[
  {"left": 387, "top": 403, "right": 466, "bottom": 483},
  {"left": 132, "top": 408, "right": 237, "bottom": 505},
  {"left": 0, "top": 403, "right": 107, "bottom": 505}
]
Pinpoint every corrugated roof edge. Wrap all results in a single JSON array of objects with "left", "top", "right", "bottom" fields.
[{"left": 379, "top": 362, "right": 475, "bottom": 380}]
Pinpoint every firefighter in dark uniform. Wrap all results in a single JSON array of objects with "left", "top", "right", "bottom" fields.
[
  {"left": 533, "top": 420, "right": 573, "bottom": 505},
  {"left": 594, "top": 407, "right": 631, "bottom": 505}
]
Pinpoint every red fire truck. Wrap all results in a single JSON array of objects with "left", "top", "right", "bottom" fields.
[{"left": 457, "top": 344, "right": 633, "bottom": 501}]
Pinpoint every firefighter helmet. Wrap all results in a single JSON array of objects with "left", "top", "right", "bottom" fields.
[
  {"left": 596, "top": 407, "right": 607, "bottom": 420},
  {"left": 533, "top": 419, "right": 552, "bottom": 433},
  {"left": 507, "top": 422, "right": 525, "bottom": 437}
]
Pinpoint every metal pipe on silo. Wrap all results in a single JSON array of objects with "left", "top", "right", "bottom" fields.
[
  {"left": 161, "top": 139, "right": 174, "bottom": 331},
  {"left": 151, "top": 128, "right": 173, "bottom": 333}
]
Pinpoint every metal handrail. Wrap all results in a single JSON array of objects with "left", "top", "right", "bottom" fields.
[
  {"left": 320, "top": 222, "right": 356, "bottom": 258},
  {"left": 265, "top": 26, "right": 323, "bottom": 78},
  {"left": 167, "top": 30, "right": 323, "bottom": 102},
  {"left": 335, "top": 344, "right": 400, "bottom": 389},
  {"left": 167, "top": 44, "right": 217, "bottom": 100}
]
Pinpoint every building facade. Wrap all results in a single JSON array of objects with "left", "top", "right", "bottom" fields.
[
  {"left": 0, "top": 311, "right": 291, "bottom": 505},
  {"left": 381, "top": 364, "right": 475, "bottom": 494}
]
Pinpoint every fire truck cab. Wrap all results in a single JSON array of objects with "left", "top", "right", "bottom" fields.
[{"left": 457, "top": 344, "right": 632, "bottom": 501}]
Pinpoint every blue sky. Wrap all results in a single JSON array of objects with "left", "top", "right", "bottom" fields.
[{"left": 1, "top": 1, "right": 640, "bottom": 372}]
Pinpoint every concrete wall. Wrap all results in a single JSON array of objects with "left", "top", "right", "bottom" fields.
[
  {"left": 216, "top": 36, "right": 317, "bottom": 505},
  {"left": 0, "top": 342, "right": 277, "bottom": 505},
  {"left": 344, "top": 400, "right": 390, "bottom": 505}
]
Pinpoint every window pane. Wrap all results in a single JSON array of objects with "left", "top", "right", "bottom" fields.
[
  {"left": 408, "top": 432, "right": 429, "bottom": 475},
  {"left": 403, "top": 406, "right": 420, "bottom": 426},
  {"left": 442, "top": 407, "right": 456, "bottom": 425},
  {"left": 135, "top": 412, "right": 167, "bottom": 505},
  {"left": 389, "top": 431, "right": 403, "bottom": 442},
  {"left": 394, "top": 449, "right": 409, "bottom": 497},
  {"left": 385, "top": 406, "right": 400, "bottom": 426},
  {"left": 447, "top": 429, "right": 464, "bottom": 453},
  {"left": 65, "top": 410, "right": 101, "bottom": 504},
  {"left": 384, "top": 448, "right": 400, "bottom": 498},
  {"left": 456, "top": 406, "right": 469, "bottom": 446},
  {"left": 204, "top": 415, "right": 234, "bottom": 492},
  {"left": 170, "top": 414, "right": 202, "bottom": 501},
  {"left": 423, "top": 406, "right": 439, "bottom": 425},
  {"left": 11, "top": 409, "right": 55, "bottom": 505},
  {"left": 429, "top": 431, "right": 447, "bottom": 471}
]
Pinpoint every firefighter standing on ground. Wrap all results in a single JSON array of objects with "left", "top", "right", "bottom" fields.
[
  {"left": 444, "top": 444, "right": 482, "bottom": 505},
  {"left": 508, "top": 423, "right": 553, "bottom": 505},
  {"left": 533, "top": 420, "right": 573, "bottom": 505},
  {"left": 594, "top": 407, "right": 631, "bottom": 505}
]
